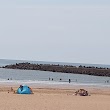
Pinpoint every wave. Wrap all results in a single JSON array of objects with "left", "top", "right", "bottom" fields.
[{"left": 0, "top": 79, "right": 110, "bottom": 88}]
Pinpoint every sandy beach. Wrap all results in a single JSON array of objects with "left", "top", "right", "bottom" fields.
[{"left": 0, "top": 85, "right": 110, "bottom": 110}]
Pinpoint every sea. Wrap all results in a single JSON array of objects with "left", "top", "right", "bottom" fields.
[{"left": 0, "top": 59, "right": 110, "bottom": 88}]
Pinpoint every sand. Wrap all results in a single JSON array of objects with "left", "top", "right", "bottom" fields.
[{"left": 0, "top": 85, "right": 110, "bottom": 110}]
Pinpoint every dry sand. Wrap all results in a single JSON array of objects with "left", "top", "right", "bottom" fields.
[{"left": 0, "top": 85, "right": 110, "bottom": 110}]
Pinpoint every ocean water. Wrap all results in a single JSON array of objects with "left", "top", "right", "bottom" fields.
[{"left": 0, "top": 59, "right": 110, "bottom": 88}]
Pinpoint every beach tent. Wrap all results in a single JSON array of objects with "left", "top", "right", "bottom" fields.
[{"left": 17, "top": 85, "right": 32, "bottom": 94}]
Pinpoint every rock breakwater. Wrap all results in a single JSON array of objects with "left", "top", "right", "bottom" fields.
[{"left": 2, "top": 62, "right": 110, "bottom": 77}]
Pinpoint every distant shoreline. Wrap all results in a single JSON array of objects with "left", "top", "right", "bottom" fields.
[{"left": 1, "top": 62, "right": 110, "bottom": 77}]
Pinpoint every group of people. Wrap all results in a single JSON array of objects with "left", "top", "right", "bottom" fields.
[
  {"left": 75, "top": 89, "right": 89, "bottom": 96},
  {"left": 49, "top": 77, "right": 77, "bottom": 83},
  {"left": 7, "top": 78, "right": 12, "bottom": 80},
  {"left": 9, "top": 86, "right": 89, "bottom": 96}
]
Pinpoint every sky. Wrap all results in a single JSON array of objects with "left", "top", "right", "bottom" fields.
[{"left": 0, "top": 0, "right": 110, "bottom": 65}]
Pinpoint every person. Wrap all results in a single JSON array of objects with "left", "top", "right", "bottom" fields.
[
  {"left": 49, "top": 77, "right": 50, "bottom": 80},
  {"left": 20, "top": 85, "right": 23, "bottom": 91},
  {"left": 107, "top": 80, "right": 109, "bottom": 83},
  {"left": 28, "top": 87, "right": 33, "bottom": 94},
  {"left": 69, "top": 79, "right": 71, "bottom": 83},
  {"left": 11, "top": 87, "right": 13, "bottom": 91}
]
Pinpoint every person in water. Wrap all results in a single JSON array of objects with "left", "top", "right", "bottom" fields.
[{"left": 69, "top": 79, "right": 71, "bottom": 83}]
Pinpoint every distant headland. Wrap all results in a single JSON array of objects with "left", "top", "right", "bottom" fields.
[{"left": 1, "top": 62, "right": 110, "bottom": 77}]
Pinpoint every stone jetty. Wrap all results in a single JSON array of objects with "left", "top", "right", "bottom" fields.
[{"left": 2, "top": 62, "right": 110, "bottom": 77}]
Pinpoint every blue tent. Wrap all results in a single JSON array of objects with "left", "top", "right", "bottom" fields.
[{"left": 17, "top": 85, "right": 32, "bottom": 94}]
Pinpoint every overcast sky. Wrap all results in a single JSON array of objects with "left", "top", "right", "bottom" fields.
[{"left": 0, "top": 0, "right": 110, "bottom": 64}]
